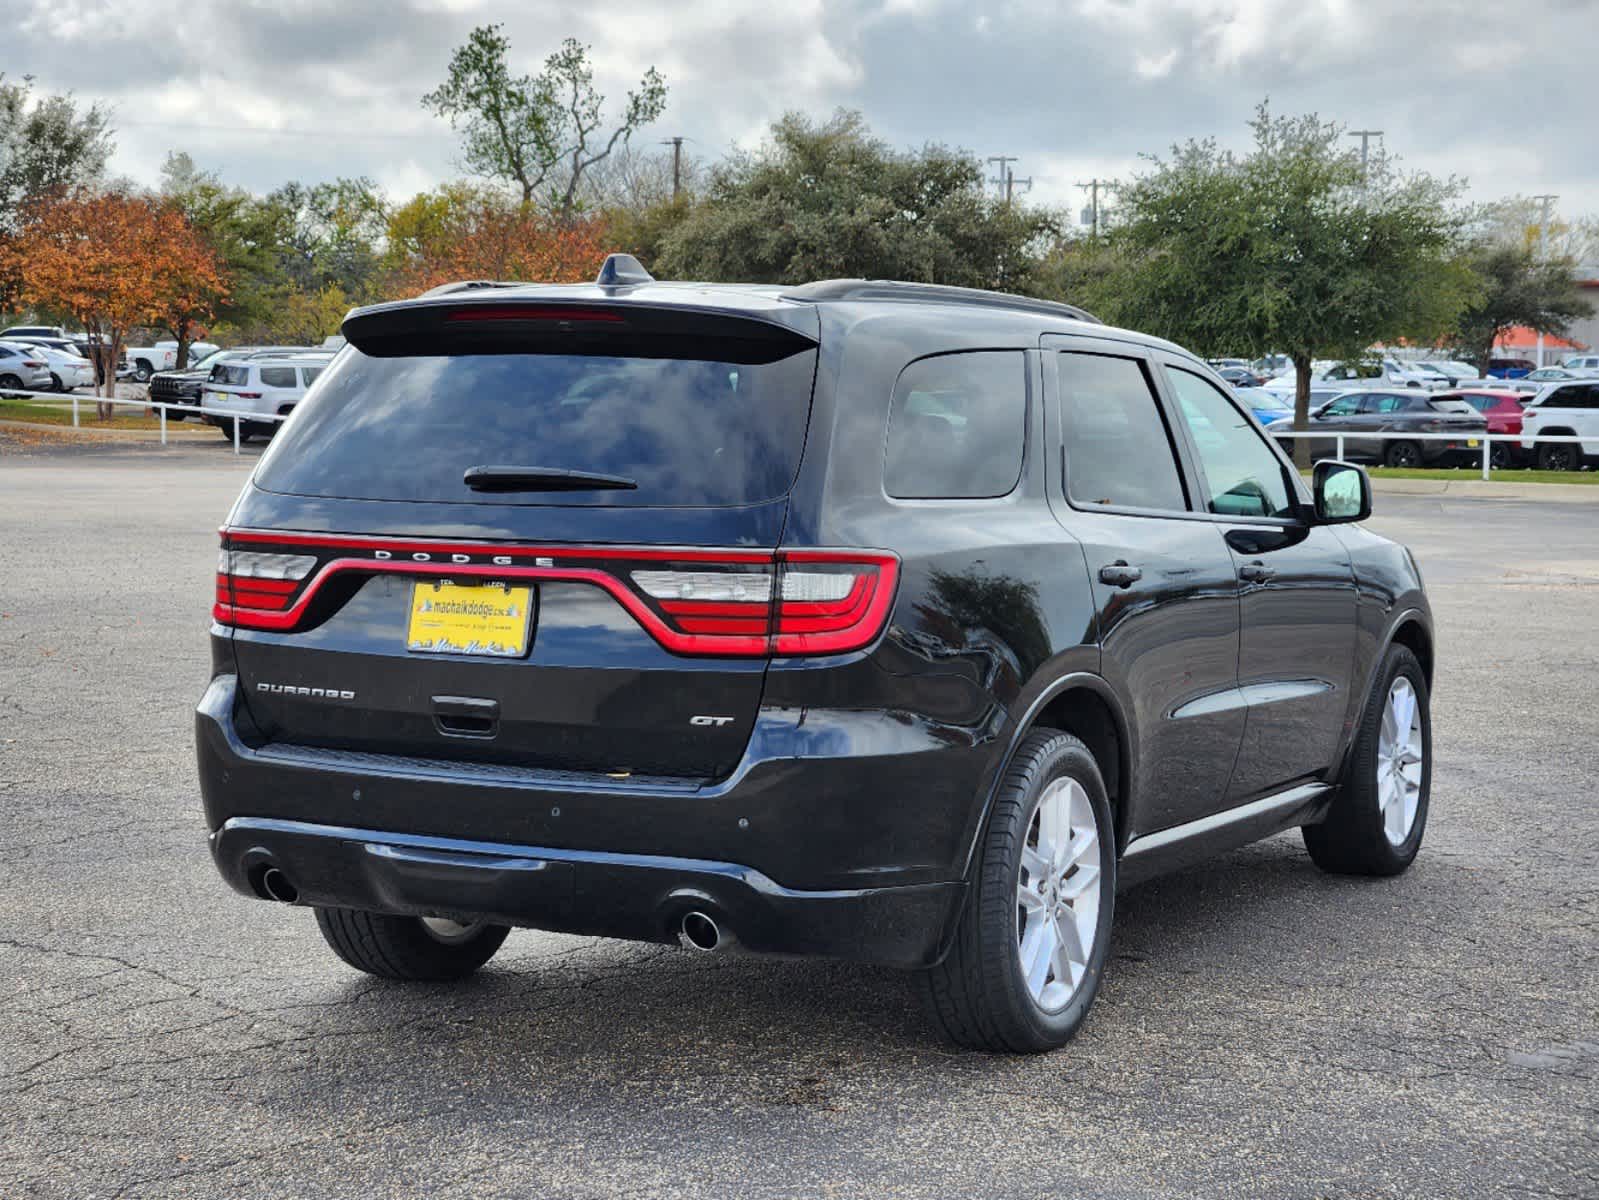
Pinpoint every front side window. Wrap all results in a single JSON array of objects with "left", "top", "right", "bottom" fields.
[
  {"left": 1165, "top": 367, "right": 1296, "bottom": 520},
  {"left": 884, "top": 351, "right": 1026, "bottom": 499},
  {"left": 1322, "top": 394, "right": 1362, "bottom": 416},
  {"left": 1058, "top": 352, "right": 1187, "bottom": 512}
]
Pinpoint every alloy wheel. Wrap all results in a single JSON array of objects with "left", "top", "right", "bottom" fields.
[
  {"left": 1016, "top": 777, "right": 1102, "bottom": 1013},
  {"left": 420, "top": 917, "right": 485, "bottom": 945},
  {"left": 1377, "top": 676, "right": 1424, "bottom": 845}
]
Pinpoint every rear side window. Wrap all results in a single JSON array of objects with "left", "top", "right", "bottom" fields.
[
  {"left": 259, "top": 367, "right": 297, "bottom": 389},
  {"left": 884, "top": 351, "right": 1025, "bottom": 499},
  {"left": 1058, "top": 352, "right": 1187, "bottom": 512},
  {"left": 255, "top": 345, "right": 818, "bottom": 507}
]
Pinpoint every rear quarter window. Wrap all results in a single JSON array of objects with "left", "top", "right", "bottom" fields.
[
  {"left": 259, "top": 367, "right": 298, "bottom": 389},
  {"left": 883, "top": 351, "right": 1026, "bottom": 499}
]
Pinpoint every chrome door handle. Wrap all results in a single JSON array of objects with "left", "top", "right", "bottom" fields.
[
  {"left": 1238, "top": 561, "right": 1276, "bottom": 583},
  {"left": 1098, "top": 561, "right": 1143, "bottom": 588}
]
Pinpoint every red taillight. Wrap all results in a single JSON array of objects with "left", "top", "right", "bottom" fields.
[
  {"left": 213, "top": 533, "right": 899, "bottom": 658},
  {"left": 445, "top": 306, "right": 624, "bottom": 324},
  {"left": 23, "top": 360, "right": 45, "bottom": 368},
  {"left": 215, "top": 548, "right": 317, "bottom": 618},
  {"left": 628, "top": 552, "right": 898, "bottom": 655}
]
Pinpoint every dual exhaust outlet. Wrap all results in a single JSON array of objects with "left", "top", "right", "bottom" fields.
[
  {"left": 679, "top": 909, "right": 733, "bottom": 953},
  {"left": 255, "top": 866, "right": 734, "bottom": 955}
]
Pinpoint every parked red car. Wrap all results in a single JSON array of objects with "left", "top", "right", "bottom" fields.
[{"left": 1444, "top": 389, "right": 1526, "bottom": 467}]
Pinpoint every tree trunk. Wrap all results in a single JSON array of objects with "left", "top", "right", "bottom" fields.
[
  {"left": 97, "top": 333, "right": 121, "bottom": 419},
  {"left": 1292, "top": 353, "right": 1313, "bottom": 471},
  {"left": 175, "top": 320, "right": 192, "bottom": 370}
]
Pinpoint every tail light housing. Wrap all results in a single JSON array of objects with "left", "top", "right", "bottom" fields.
[{"left": 213, "top": 533, "right": 899, "bottom": 658}]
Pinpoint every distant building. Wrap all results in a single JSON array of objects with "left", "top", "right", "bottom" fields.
[{"left": 1561, "top": 265, "right": 1599, "bottom": 363}]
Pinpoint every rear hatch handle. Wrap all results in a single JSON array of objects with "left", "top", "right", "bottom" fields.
[{"left": 432, "top": 695, "right": 500, "bottom": 739}]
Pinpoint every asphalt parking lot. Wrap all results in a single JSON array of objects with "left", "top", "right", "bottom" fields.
[{"left": 2, "top": 442, "right": 1595, "bottom": 1199}]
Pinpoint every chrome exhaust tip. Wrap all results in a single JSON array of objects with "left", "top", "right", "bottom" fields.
[
  {"left": 679, "top": 910, "right": 722, "bottom": 952},
  {"left": 259, "top": 866, "right": 299, "bottom": 904}
]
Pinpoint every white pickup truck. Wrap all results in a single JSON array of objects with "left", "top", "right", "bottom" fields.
[{"left": 125, "top": 340, "right": 220, "bottom": 382}]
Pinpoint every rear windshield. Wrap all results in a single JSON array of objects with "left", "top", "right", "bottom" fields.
[{"left": 254, "top": 346, "right": 818, "bottom": 507}]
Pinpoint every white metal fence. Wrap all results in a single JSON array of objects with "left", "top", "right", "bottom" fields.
[
  {"left": 1, "top": 386, "right": 1591, "bottom": 475},
  {"left": 1264, "top": 426, "right": 1589, "bottom": 481},
  {"left": 0, "top": 385, "right": 287, "bottom": 454}
]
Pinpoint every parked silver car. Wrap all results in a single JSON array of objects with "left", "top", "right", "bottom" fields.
[{"left": 0, "top": 340, "right": 55, "bottom": 392}]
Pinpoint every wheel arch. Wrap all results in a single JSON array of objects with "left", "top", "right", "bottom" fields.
[
  {"left": 961, "top": 672, "right": 1136, "bottom": 880},
  {"left": 1334, "top": 607, "right": 1433, "bottom": 785}
]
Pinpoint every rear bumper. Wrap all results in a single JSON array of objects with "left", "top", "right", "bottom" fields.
[
  {"left": 210, "top": 816, "right": 961, "bottom": 967},
  {"left": 196, "top": 674, "right": 978, "bottom": 967}
]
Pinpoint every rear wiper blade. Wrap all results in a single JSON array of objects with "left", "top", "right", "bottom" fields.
[{"left": 463, "top": 465, "right": 638, "bottom": 493}]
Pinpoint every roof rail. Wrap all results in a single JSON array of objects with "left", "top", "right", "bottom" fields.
[
  {"left": 781, "top": 279, "right": 1101, "bottom": 324},
  {"left": 415, "top": 279, "right": 520, "bottom": 298}
]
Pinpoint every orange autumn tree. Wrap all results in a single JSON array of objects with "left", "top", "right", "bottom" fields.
[
  {"left": 388, "top": 192, "right": 610, "bottom": 296},
  {"left": 147, "top": 201, "right": 228, "bottom": 369},
  {"left": 4, "top": 189, "right": 226, "bottom": 415}
]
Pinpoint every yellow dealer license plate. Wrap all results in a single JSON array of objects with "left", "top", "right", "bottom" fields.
[
  {"left": 1466, "top": 439, "right": 1480, "bottom": 447},
  {"left": 406, "top": 581, "right": 533, "bottom": 657}
]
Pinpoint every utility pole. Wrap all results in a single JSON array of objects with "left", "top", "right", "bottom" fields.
[
  {"left": 1076, "top": 179, "right": 1116, "bottom": 238},
  {"left": 1532, "top": 193, "right": 1559, "bottom": 366},
  {"left": 987, "top": 156, "right": 1018, "bottom": 203},
  {"left": 1349, "top": 129, "right": 1383, "bottom": 201},
  {"left": 661, "top": 136, "right": 684, "bottom": 202}
]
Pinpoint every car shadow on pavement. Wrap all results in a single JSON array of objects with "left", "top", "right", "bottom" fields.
[{"left": 214, "top": 832, "right": 1376, "bottom": 1113}]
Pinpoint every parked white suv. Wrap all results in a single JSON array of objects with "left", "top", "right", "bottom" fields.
[
  {"left": 1519, "top": 382, "right": 1599, "bottom": 471},
  {"left": 1557, "top": 355, "right": 1599, "bottom": 374},
  {"left": 200, "top": 354, "right": 332, "bottom": 441}
]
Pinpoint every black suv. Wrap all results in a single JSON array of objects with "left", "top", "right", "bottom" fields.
[{"left": 197, "top": 256, "right": 1435, "bottom": 1051}]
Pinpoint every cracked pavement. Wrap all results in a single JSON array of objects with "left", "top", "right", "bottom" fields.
[{"left": 1, "top": 444, "right": 1595, "bottom": 1199}]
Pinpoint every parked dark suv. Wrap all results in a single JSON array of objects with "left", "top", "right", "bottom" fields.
[{"left": 197, "top": 256, "right": 1435, "bottom": 1051}]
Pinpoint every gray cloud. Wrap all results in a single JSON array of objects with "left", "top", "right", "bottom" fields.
[{"left": 10, "top": 0, "right": 1599, "bottom": 227}]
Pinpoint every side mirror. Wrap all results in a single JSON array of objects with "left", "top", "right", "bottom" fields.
[{"left": 1313, "top": 460, "right": 1371, "bottom": 524}]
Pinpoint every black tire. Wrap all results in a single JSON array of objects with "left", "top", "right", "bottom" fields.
[
  {"left": 1489, "top": 442, "right": 1512, "bottom": 469},
  {"left": 913, "top": 730, "right": 1116, "bottom": 1052},
  {"left": 1384, "top": 440, "right": 1422, "bottom": 468},
  {"left": 49, "top": 373, "right": 64, "bottom": 392},
  {"left": 133, "top": 360, "right": 153, "bottom": 382},
  {"left": 1537, "top": 441, "right": 1581, "bottom": 472},
  {"left": 1304, "top": 644, "right": 1430, "bottom": 876},
  {"left": 0, "top": 373, "right": 23, "bottom": 393},
  {"left": 314, "top": 907, "right": 509, "bottom": 981}
]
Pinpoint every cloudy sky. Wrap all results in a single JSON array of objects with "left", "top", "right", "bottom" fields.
[{"left": 12, "top": 0, "right": 1599, "bottom": 227}]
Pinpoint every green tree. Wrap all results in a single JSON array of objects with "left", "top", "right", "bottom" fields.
[
  {"left": 1449, "top": 241, "right": 1592, "bottom": 373},
  {"left": 657, "top": 110, "right": 1055, "bottom": 288},
  {"left": 422, "top": 27, "right": 666, "bottom": 216},
  {"left": 1074, "top": 104, "right": 1475, "bottom": 465},
  {"left": 0, "top": 75, "right": 113, "bottom": 231},
  {"left": 1446, "top": 200, "right": 1595, "bottom": 372}
]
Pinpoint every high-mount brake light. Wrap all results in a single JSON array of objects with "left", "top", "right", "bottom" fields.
[
  {"left": 444, "top": 307, "right": 624, "bottom": 324},
  {"left": 212, "top": 533, "right": 899, "bottom": 657}
]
